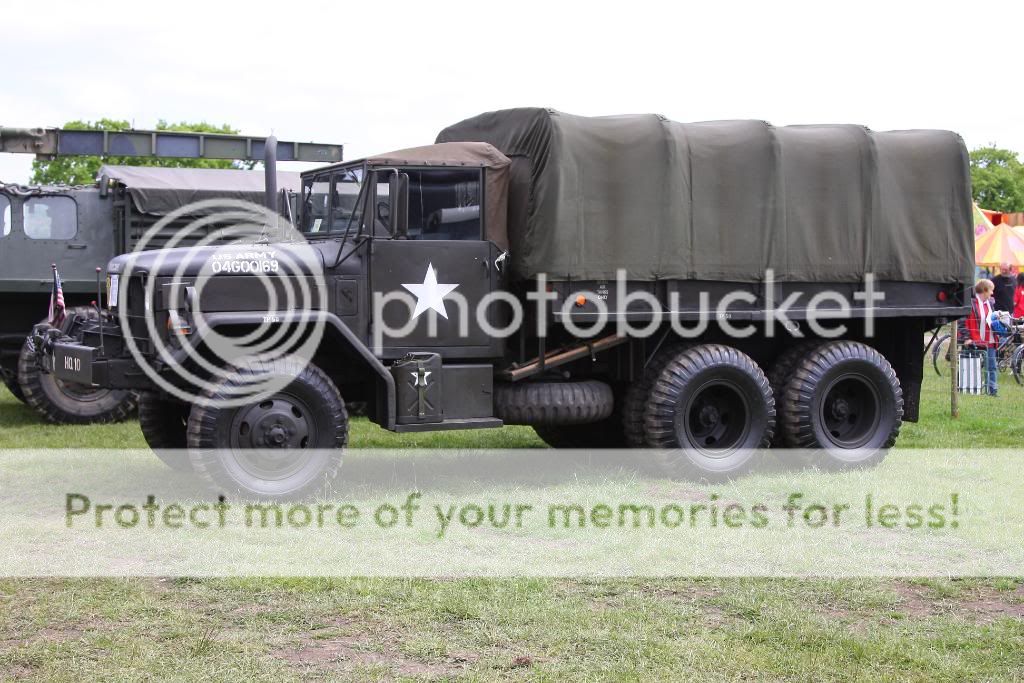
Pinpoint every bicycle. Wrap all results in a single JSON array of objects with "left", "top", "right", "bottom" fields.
[{"left": 931, "top": 316, "right": 1024, "bottom": 385}]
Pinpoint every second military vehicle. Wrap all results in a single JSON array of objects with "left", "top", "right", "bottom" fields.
[{"left": 0, "top": 125, "right": 342, "bottom": 423}]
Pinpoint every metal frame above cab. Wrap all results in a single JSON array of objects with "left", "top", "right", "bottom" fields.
[{"left": 0, "top": 126, "right": 343, "bottom": 164}]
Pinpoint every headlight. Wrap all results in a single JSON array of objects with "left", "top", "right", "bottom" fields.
[{"left": 106, "top": 274, "right": 119, "bottom": 308}]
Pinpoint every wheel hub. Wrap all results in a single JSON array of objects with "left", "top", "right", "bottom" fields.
[
  {"left": 681, "top": 380, "right": 750, "bottom": 455},
  {"left": 819, "top": 374, "right": 881, "bottom": 449},
  {"left": 50, "top": 374, "right": 113, "bottom": 403},
  {"left": 830, "top": 397, "right": 850, "bottom": 420},
  {"left": 234, "top": 398, "right": 310, "bottom": 450},
  {"left": 264, "top": 424, "right": 289, "bottom": 447},
  {"left": 698, "top": 404, "right": 721, "bottom": 428}
]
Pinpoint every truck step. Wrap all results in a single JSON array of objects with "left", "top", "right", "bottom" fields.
[{"left": 392, "top": 417, "right": 503, "bottom": 433}]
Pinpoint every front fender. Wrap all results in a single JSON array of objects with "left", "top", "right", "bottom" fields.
[{"left": 198, "top": 311, "right": 396, "bottom": 429}]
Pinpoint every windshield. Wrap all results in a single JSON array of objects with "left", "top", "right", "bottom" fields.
[{"left": 300, "top": 165, "right": 365, "bottom": 236}]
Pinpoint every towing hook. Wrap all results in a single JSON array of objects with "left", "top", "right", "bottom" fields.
[
  {"left": 43, "top": 327, "right": 62, "bottom": 353},
  {"left": 29, "top": 323, "right": 52, "bottom": 356}
]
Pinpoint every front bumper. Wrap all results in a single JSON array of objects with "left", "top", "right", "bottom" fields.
[
  {"left": 32, "top": 323, "right": 153, "bottom": 390},
  {"left": 50, "top": 340, "right": 97, "bottom": 385}
]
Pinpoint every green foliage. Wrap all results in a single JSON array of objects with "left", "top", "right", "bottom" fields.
[
  {"left": 30, "top": 119, "right": 253, "bottom": 186},
  {"left": 969, "top": 146, "right": 1024, "bottom": 213}
]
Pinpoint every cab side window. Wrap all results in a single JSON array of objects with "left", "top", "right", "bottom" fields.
[
  {"left": 330, "top": 168, "right": 364, "bottom": 233},
  {"left": 0, "top": 196, "right": 9, "bottom": 236},
  {"left": 24, "top": 196, "right": 77, "bottom": 240},
  {"left": 406, "top": 168, "right": 481, "bottom": 240},
  {"left": 301, "top": 173, "right": 331, "bottom": 234},
  {"left": 373, "top": 180, "right": 391, "bottom": 237}
]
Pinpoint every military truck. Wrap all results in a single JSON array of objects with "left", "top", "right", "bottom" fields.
[
  {"left": 36, "top": 109, "right": 974, "bottom": 498},
  {"left": 0, "top": 126, "right": 342, "bottom": 422}
]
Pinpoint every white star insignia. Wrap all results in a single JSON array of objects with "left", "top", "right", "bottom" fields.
[{"left": 401, "top": 263, "right": 459, "bottom": 319}]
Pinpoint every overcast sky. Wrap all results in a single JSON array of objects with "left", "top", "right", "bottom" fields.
[{"left": 2, "top": 0, "right": 1021, "bottom": 183}]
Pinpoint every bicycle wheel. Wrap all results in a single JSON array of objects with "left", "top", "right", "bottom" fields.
[
  {"left": 999, "top": 339, "right": 1015, "bottom": 374},
  {"left": 932, "top": 334, "right": 952, "bottom": 376},
  {"left": 1012, "top": 345, "right": 1024, "bottom": 386}
]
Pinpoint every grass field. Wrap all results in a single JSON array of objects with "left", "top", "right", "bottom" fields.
[{"left": 1, "top": 370, "right": 1022, "bottom": 681}]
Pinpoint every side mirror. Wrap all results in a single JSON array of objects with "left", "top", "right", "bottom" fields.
[{"left": 388, "top": 172, "right": 409, "bottom": 239}]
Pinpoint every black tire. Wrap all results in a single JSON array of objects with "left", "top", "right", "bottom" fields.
[
  {"left": 621, "top": 342, "right": 689, "bottom": 448},
  {"left": 187, "top": 359, "right": 347, "bottom": 500},
  {"left": 767, "top": 340, "right": 823, "bottom": 448},
  {"left": 494, "top": 380, "right": 614, "bottom": 427},
  {"left": 644, "top": 344, "right": 774, "bottom": 480},
  {"left": 138, "top": 392, "right": 193, "bottom": 472},
  {"left": 1012, "top": 345, "right": 1024, "bottom": 386},
  {"left": 780, "top": 340, "right": 902, "bottom": 469},
  {"left": 17, "top": 308, "right": 137, "bottom": 424},
  {"left": 2, "top": 371, "right": 26, "bottom": 404},
  {"left": 533, "top": 381, "right": 627, "bottom": 448}
]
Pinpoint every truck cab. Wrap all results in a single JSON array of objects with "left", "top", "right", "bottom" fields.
[
  {"left": 291, "top": 144, "right": 512, "bottom": 429},
  {"left": 40, "top": 143, "right": 517, "bottom": 496}
]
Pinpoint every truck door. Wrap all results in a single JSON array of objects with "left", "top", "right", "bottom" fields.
[{"left": 369, "top": 167, "right": 502, "bottom": 357}]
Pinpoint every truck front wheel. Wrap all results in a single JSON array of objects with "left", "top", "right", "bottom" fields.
[
  {"left": 186, "top": 359, "right": 348, "bottom": 499},
  {"left": 644, "top": 344, "right": 774, "bottom": 480},
  {"left": 779, "top": 341, "right": 902, "bottom": 468}
]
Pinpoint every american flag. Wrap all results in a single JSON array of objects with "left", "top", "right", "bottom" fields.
[{"left": 49, "top": 265, "right": 66, "bottom": 327}]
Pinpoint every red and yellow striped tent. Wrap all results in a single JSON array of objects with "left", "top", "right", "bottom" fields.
[{"left": 975, "top": 223, "right": 1024, "bottom": 266}]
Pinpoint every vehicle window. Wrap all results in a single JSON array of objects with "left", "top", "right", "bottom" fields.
[
  {"left": 0, "top": 196, "right": 9, "bottom": 236},
  {"left": 300, "top": 173, "right": 331, "bottom": 234},
  {"left": 330, "top": 167, "right": 364, "bottom": 234},
  {"left": 373, "top": 180, "right": 391, "bottom": 237},
  {"left": 24, "top": 196, "right": 77, "bottom": 240},
  {"left": 405, "top": 168, "right": 481, "bottom": 240}
]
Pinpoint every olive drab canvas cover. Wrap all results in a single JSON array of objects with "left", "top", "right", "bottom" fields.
[
  {"left": 99, "top": 165, "right": 302, "bottom": 216},
  {"left": 436, "top": 108, "right": 974, "bottom": 284}
]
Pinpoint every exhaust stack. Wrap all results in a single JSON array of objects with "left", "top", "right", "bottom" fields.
[{"left": 264, "top": 135, "right": 278, "bottom": 214}]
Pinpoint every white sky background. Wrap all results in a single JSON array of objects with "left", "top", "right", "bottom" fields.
[{"left": 1, "top": 0, "right": 1022, "bottom": 183}]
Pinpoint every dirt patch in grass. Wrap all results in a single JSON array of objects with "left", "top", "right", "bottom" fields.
[
  {"left": 891, "top": 582, "right": 1024, "bottom": 623},
  {"left": 36, "top": 627, "right": 84, "bottom": 642},
  {"left": 4, "top": 663, "right": 36, "bottom": 680},
  {"left": 274, "top": 628, "right": 477, "bottom": 679},
  {"left": 644, "top": 485, "right": 713, "bottom": 502},
  {"left": 0, "top": 626, "right": 84, "bottom": 650},
  {"left": 584, "top": 583, "right": 728, "bottom": 625}
]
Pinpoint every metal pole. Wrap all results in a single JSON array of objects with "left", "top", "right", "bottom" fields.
[
  {"left": 95, "top": 267, "right": 105, "bottom": 355},
  {"left": 264, "top": 135, "right": 278, "bottom": 214},
  {"left": 950, "top": 320, "right": 959, "bottom": 419}
]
